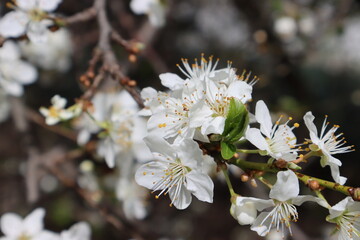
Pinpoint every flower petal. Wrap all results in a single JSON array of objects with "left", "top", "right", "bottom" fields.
[
  {"left": 186, "top": 171, "right": 213, "bottom": 203},
  {"left": 255, "top": 100, "right": 272, "bottom": 138},
  {"left": 168, "top": 183, "right": 192, "bottom": 210},
  {"left": 0, "top": 11, "right": 28, "bottom": 38},
  {"left": 38, "top": 0, "right": 62, "bottom": 11},
  {"left": 0, "top": 213, "right": 23, "bottom": 237},
  {"left": 159, "top": 73, "right": 184, "bottom": 91},
  {"left": 245, "top": 128, "right": 270, "bottom": 152},
  {"left": 23, "top": 208, "right": 45, "bottom": 236},
  {"left": 269, "top": 170, "right": 299, "bottom": 202}
]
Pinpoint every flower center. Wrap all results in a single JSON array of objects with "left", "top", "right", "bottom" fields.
[
  {"left": 261, "top": 201, "right": 298, "bottom": 236},
  {"left": 18, "top": 234, "right": 31, "bottom": 240},
  {"left": 151, "top": 158, "right": 190, "bottom": 204}
]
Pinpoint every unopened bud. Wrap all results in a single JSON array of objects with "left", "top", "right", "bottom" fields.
[
  {"left": 250, "top": 178, "right": 257, "bottom": 188},
  {"left": 128, "top": 54, "right": 137, "bottom": 63},
  {"left": 308, "top": 180, "right": 320, "bottom": 190},
  {"left": 240, "top": 174, "right": 249, "bottom": 182},
  {"left": 349, "top": 187, "right": 360, "bottom": 201},
  {"left": 128, "top": 80, "right": 137, "bottom": 87},
  {"left": 274, "top": 159, "right": 287, "bottom": 169}
]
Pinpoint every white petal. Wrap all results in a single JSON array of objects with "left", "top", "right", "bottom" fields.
[
  {"left": 201, "top": 116, "right": 225, "bottom": 135},
  {"left": 38, "top": 0, "right": 62, "bottom": 11},
  {"left": 27, "top": 21, "right": 49, "bottom": 43},
  {"left": 159, "top": 73, "right": 184, "bottom": 90},
  {"left": 329, "top": 163, "right": 347, "bottom": 185},
  {"left": 226, "top": 81, "right": 253, "bottom": 103},
  {"left": 130, "top": 0, "right": 152, "bottom": 14},
  {"left": 250, "top": 212, "right": 272, "bottom": 236},
  {"left": 269, "top": 170, "right": 299, "bottom": 202},
  {"left": 189, "top": 100, "right": 213, "bottom": 128},
  {"left": 0, "top": 11, "right": 28, "bottom": 38},
  {"left": 245, "top": 128, "right": 270, "bottom": 152},
  {"left": 176, "top": 139, "right": 203, "bottom": 168},
  {"left": 36, "top": 230, "right": 60, "bottom": 240},
  {"left": 8, "top": 61, "right": 37, "bottom": 84},
  {"left": 168, "top": 183, "right": 192, "bottom": 210},
  {"left": 61, "top": 222, "right": 91, "bottom": 240},
  {"left": 77, "top": 130, "right": 91, "bottom": 146},
  {"left": 230, "top": 200, "right": 257, "bottom": 225},
  {"left": 235, "top": 197, "right": 274, "bottom": 211},
  {"left": 329, "top": 197, "right": 351, "bottom": 219},
  {"left": 23, "top": 208, "right": 45, "bottom": 235},
  {"left": 186, "top": 171, "right": 213, "bottom": 203},
  {"left": 143, "top": 134, "right": 176, "bottom": 159},
  {"left": 292, "top": 195, "right": 328, "bottom": 208},
  {"left": 303, "top": 111, "right": 319, "bottom": 142},
  {"left": 15, "top": 0, "right": 36, "bottom": 10},
  {"left": 0, "top": 80, "right": 23, "bottom": 96},
  {"left": 0, "top": 213, "right": 23, "bottom": 237},
  {"left": 135, "top": 161, "right": 167, "bottom": 190},
  {"left": 0, "top": 41, "right": 21, "bottom": 60},
  {"left": 255, "top": 100, "right": 272, "bottom": 138}
]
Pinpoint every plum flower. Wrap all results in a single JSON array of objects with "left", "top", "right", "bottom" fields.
[
  {"left": 0, "top": 41, "right": 37, "bottom": 96},
  {"left": 0, "top": 0, "right": 62, "bottom": 42},
  {"left": 246, "top": 100, "right": 299, "bottom": 161},
  {"left": 326, "top": 197, "right": 360, "bottom": 240},
  {"left": 304, "top": 111, "right": 354, "bottom": 185},
  {"left": 0, "top": 208, "right": 59, "bottom": 240},
  {"left": 234, "top": 170, "right": 325, "bottom": 237},
  {"left": 135, "top": 135, "right": 214, "bottom": 209},
  {"left": 40, "top": 95, "right": 81, "bottom": 125}
]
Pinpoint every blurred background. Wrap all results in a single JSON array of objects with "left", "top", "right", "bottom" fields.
[{"left": 0, "top": 0, "right": 359, "bottom": 239}]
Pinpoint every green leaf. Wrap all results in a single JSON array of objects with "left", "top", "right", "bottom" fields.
[
  {"left": 221, "top": 141, "right": 236, "bottom": 160},
  {"left": 222, "top": 98, "right": 249, "bottom": 143}
]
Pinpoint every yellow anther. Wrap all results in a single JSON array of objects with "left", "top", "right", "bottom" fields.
[
  {"left": 155, "top": 195, "right": 159, "bottom": 199},
  {"left": 143, "top": 172, "right": 147, "bottom": 175},
  {"left": 294, "top": 123, "right": 300, "bottom": 128}
]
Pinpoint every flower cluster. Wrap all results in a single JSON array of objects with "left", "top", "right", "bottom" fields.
[
  {"left": 0, "top": 208, "right": 91, "bottom": 240},
  {"left": 0, "top": 0, "right": 62, "bottom": 42},
  {"left": 134, "top": 55, "right": 356, "bottom": 238}
]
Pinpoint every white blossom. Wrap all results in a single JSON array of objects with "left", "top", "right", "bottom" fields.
[
  {"left": 60, "top": 222, "right": 91, "bottom": 240},
  {"left": 304, "top": 111, "right": 353, "bottom": 185},
  {"left": 20, "top": 28, "right": 73, "bottom": 72},
  {"left": 130, "top": 0, "right": 166, "bottom": 27},
  {"left": 326, "top": 197, "right": 360, "bottom": 240},
  {"left": 0, "top": 41, "right": 37, "bottom": 96},
  {"left": 235, "top": 170, "right": 325, "bottom": 237},
  {"left": 135, "top": 135, "right": 214, "bottom": 210},
  {"left": 0, "top": 0, "right": 62, "bottom": 42},
  {"left": 0, "top": 208, "right": 59, "bottom": 240},
  {"left": 40, "top": 95, "right": 81, "bottom": 125},
  {"left": 246, "top": 100, "right": 299, "bottom": 161},
  {"left": 116, "top": 177, "right": 148, "bottom": 220}
]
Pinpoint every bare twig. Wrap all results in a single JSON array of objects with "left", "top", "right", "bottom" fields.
[{"left": 60, "top": 6, "right": 97, "bottom": 25}]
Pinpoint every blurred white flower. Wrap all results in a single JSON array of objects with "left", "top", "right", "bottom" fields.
[
  {"left": 274, "top": 16, "right": 297, "bottom": 41},
  {"left": 0, "top": 0, "right": 62, "bottom": 42},
  {"left": 230, "top": 197, "right": 257, "bottom": 225},
  {"left": 130, "top": 0, "right": 165, "bottom": 27},
  {"left": 0, "top": 208, "right": 59, "bottom": 240},
  {"left": 40, "top": 95, "right": 81, "bottom": 125},
  {"left": 116, "top": 177, "right": 148, "bottom": 220},
  {"left": 60, "top": 222, "right": 91, "bottom": 240},
  {"left": 20, "top": 29, "right": 73, "bottom": 72},
  {"left": 0, "top": 41, "right": 37, "bottom": 96}
]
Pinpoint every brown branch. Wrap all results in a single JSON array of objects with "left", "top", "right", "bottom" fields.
[
  {"left": 42, "top": 148, "right": 156, "bottom": 240},
  {"left": 25, "top": 108, "right": 78, "bottom": 142},
  {"left": 59, "top": 6, "right": 97, "bottom": 25},
  {"left": 94, "top": 0, "right": 145, "bottom": 108}
]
